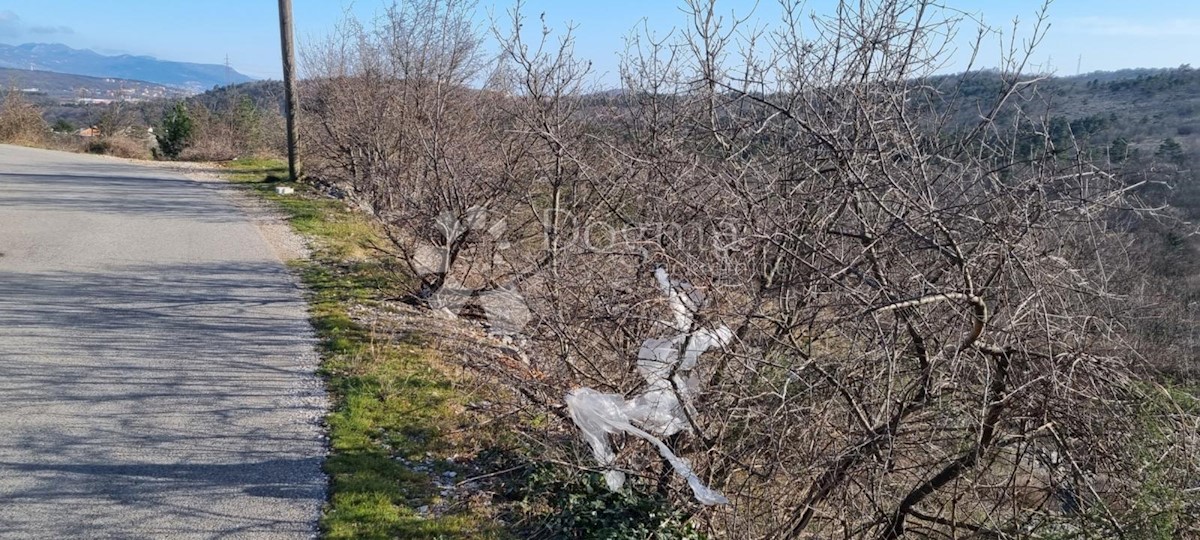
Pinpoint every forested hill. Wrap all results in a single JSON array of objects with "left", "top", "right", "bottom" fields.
[
  {"left": 933, "top": 66, "right": 1200, "bottom": 166},
  {"left": 189, "top": 80, "right": 285, "bottom": 114}
]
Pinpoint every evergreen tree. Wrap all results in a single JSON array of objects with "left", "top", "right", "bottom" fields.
[
  {"left": 51, "top": 119, "right": 75, "bottom": 133},
  {"left": 1156, "top": 137, "right": 1186, "bottom": 166},
  {"left": 1109, "top": 137, "right": 1130, "bottom": 164},
  {"left": 155, "top": 101, "right": 194, "bottom": 159}
]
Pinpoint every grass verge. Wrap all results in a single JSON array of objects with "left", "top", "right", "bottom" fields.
[{"left": 221, "top": 158, "right": 500, "bottom": 539}]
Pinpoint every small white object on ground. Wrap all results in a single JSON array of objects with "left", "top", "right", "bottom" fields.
[{"left": 275, "top": 186, "right": 295, "bottom": 195}]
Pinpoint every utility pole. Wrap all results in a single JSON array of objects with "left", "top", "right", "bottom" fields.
[{"left": 278, "top": 0, "right": 299, "bottom": 182}]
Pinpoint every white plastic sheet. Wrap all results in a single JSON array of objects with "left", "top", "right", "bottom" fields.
[{"left": 564, "top": 268, "right": 732, "bottom": 505}]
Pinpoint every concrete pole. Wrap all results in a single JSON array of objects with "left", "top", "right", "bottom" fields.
[{"left": 278, "top": 0, "right": 299, "bottom": 181}]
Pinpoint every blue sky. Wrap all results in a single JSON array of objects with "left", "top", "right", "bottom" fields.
[{"left": 0, "top": 1, "right": 1196, "bottom": 85}]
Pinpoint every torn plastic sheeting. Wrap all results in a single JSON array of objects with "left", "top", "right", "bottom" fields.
[
  {"left": 566, "top": 388, "right": 730, "bottom": 506},
  {"left": 633, "top": 327, "right": 732, "bottom": 437},
  {"left": 655, "top": 266, "right": 704, "bottom": 333},
  {"left": 564, "top": 268, "right": 732, "bottom": 505}
]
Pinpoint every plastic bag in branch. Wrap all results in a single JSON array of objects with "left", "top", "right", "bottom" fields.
[{"left": 564, "top": 268, "right": 732, "bottom": 505}]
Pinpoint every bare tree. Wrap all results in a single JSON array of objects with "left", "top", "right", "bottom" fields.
[{"left": 302, "top": 0, "right": 521, "bottom": 300}]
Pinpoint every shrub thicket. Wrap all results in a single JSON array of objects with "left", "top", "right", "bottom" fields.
[
  {"left": 0, "top": 89, "right": 46, "bottom": 145},
  {"left": 301, "top": 0, "right": 1200, "bottom": 537}
]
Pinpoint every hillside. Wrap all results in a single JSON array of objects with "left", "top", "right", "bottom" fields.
[
  {"left": 189, "top": 80, "right": 285, "bottom": 113},
  {"left": 933, "top": 66, "right": 1200, "bottom": 158},
  {"left": 0, "top": 67, "right": 186, "bottom": 101},
  {"left": 0, "top": 43, "right": 254, "bottom": 92}
]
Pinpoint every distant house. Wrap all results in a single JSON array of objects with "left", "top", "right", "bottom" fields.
[{"left": 76, "top": 127, "right": 100, "bottom": 137}]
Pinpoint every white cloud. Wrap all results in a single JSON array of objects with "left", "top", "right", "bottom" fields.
[
  {"left": 29, "top": 25, "right": 73, "bottom": 35},
  {"left": 0, "top": 11, "right": 75, "bottom": 40},
  {"left": 0, "top": 10, "right": 20, "bottom": 39},
  {"left": 1063, "top": 16, "right": 1200, "bottom": 37}
]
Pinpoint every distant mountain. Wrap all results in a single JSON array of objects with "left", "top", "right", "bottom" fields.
[{"left": 0, "top": 43, "right": 254, "bottom": 93}]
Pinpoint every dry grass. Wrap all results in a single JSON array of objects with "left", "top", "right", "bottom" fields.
[{"left": 84, "top": 136, "right": 152, "bottom": 160}]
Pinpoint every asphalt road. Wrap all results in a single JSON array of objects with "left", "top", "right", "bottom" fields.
[{"left": 0, "top": 145, "right": 325, "bottom": 538}]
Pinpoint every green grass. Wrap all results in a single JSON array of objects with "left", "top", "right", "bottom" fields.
[
  {"left": 221, "top": 158, "right": 500, "bottom": 539},
  {"left": 221, "top": 159, "right": 697, "bottom": 539},
  {"left": 222, "top": 157, "right": 291, "bottom": 182}
]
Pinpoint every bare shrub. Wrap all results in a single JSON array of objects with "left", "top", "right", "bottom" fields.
[
  {"left": 93, "top": 101, "right": 140, "bottom": 139},
  {"left": 304, "top": 0, "right": 1200, "bottom": 536},
  {"left": 181, "top": 98, "right": 285, "bottom": 161},
  {"left": 535, "top": 2, "right": 1198, "bottom": 536},
  {"left": 176, "top": 141, "right": 237, "bottom": 162},
  {"left": 302, "top": 0, "right": 530, "bottom": 299},
  {"left": 85, "top": 136, "right": 151, "bottom": 160},
  {"left": 0, "top": 88, "right": 46, "bottom": 145},
  {"left": 42, "top": 132, "right": 88, "bottom": 154}
]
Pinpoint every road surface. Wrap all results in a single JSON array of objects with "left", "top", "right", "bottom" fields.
[{"left": 0, "top": 145, "right": 325, "bottom": 538}]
